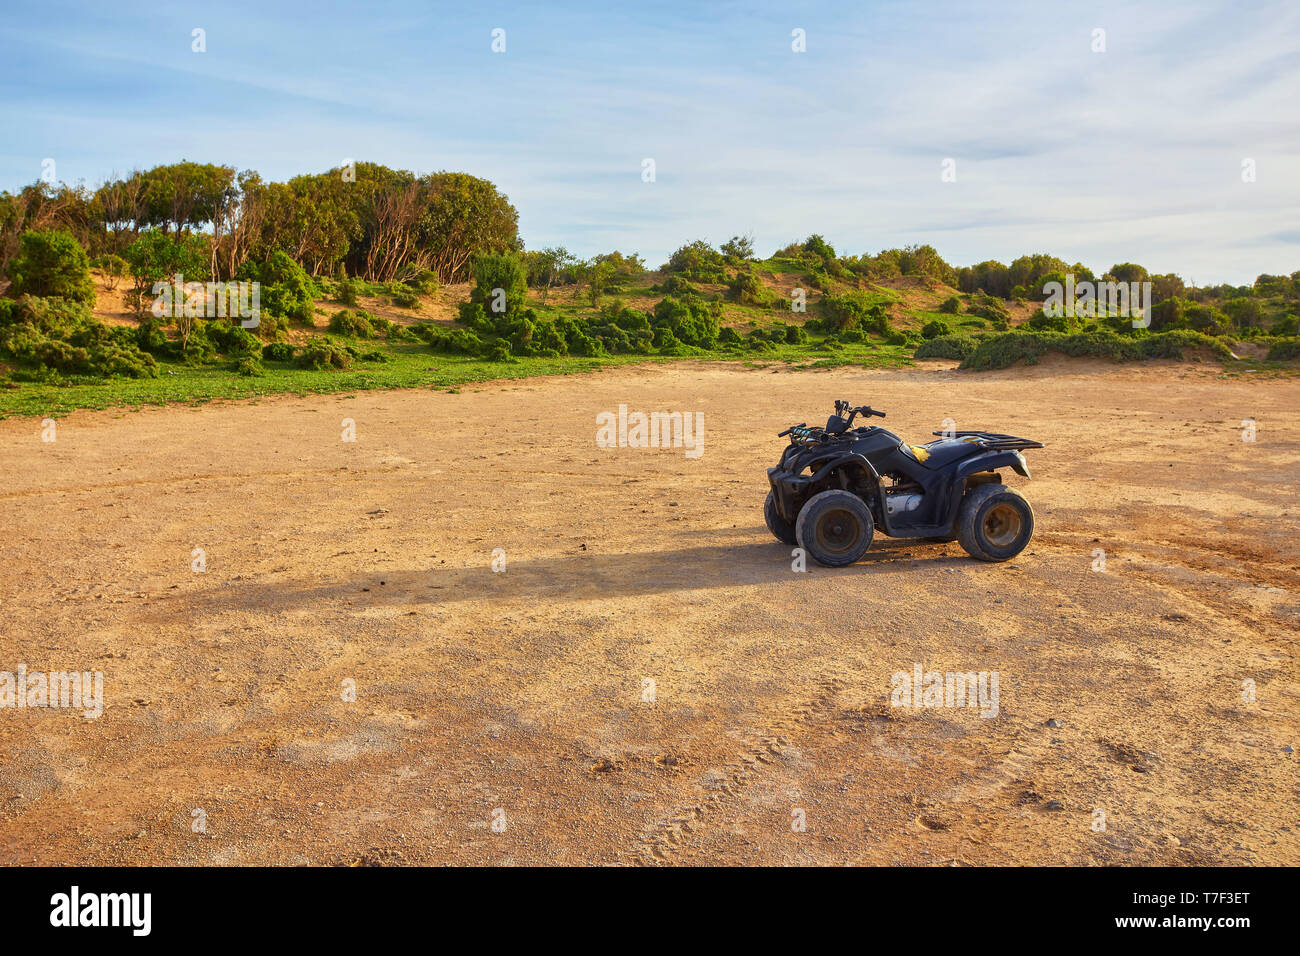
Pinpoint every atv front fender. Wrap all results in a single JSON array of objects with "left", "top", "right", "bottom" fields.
[{"left": 767, "top": 453, "right": 880, "bottom": 523}]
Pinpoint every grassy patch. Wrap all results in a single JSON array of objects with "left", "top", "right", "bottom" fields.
[{"left": 0, "top": 336, "right": 916, "bottom": 418}]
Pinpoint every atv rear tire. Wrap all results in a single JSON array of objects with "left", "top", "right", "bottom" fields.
[
  {"left": 795, "top": 489, "right": 874, "bottom": 567},
  {"left": 955, "top": 483, "right": 1034, "bottom": 562},
  {"left": 764, "top": 490, "right": 798, "bottom": 546}
]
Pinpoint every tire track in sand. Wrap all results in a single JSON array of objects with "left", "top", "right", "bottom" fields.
[{"left": 635, "top": 676, "right": 845, "bottom": 865}]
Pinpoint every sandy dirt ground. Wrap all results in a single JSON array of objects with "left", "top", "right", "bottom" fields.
[{"left": 0, "top": 360, "right": 1297, "bottom": 866}]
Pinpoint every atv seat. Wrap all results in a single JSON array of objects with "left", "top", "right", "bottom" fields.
[{"left": 901, "top": 437, "right": 984, "bottom": 470}]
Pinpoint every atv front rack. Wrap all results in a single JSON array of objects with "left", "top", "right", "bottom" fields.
[{"left": 931, "top": 430, "right": 1045, "bottom": 451}]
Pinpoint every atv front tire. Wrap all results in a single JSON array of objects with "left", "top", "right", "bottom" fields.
[
  {"left": 764, "top": 490, "right": 798, "bottom": 546},
  {"left": 795, "top": 489, "right": 874, "bottom": 567},
  {"left": 955, "top": 483, "right": 1034, "bottom": 562}
]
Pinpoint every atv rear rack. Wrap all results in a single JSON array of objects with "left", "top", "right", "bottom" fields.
[{"left": 931, "top": 430, "right": 1045, "bottom": 451}]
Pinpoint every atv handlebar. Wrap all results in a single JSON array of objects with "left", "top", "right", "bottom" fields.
[{"left": 779, "top": 402, "right": 885, "bottom": 439}]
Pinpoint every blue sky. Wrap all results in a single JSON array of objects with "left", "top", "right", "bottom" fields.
[{"left": 2, "top": 0, "right": 1297, "bottom": 283}]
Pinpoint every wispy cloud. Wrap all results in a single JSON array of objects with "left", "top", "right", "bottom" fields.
[{"left": 2, "top": 0, "right": 1296, "bottom": 282}]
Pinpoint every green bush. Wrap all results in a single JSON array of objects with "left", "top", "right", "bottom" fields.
[
  {"left": 920, "top": 319, "right": 953, "bottom": 339},
  {"left": 235, "top": 356, "right": 264, "bottom": 376},
  {"left": 1271, "top": 314, "right": 1298, "bottom": 336},
  {"left": 818, "top": 293, "right": 892, "bottom": 335},
  {"left": 1024, "top": 309, "right": 1076, "bottom": 333},
  {"left": 655, "top": 274, "right": 700, "bottom": 296},
  {"left": 0, "top": 295, "right": 157, "bottom": 378},
  {"left": 407, "top": 269, "right": 440, "bottom": 296},
  {"left": 962, "top": 329, "right": 1234, "bottom": 371},
  {"left": 468, "top": 253, "right": 528, "bottom": 319},
  {"left": 295, "top": 338, "right": 353, "bottom": 370},
  {"left": 390, "top": 286, "right": 420, "bottom": 310},
  {"left": 966, "top": 295, "right": 1010, "bottom": 324},
  {"left": 198, "top": 320, "right": 261, "bottom": 356},
  {"left": 328, "top": 308, "right": 382, "bottom": 338},
  {"left": 417, "top": 324, "right": 485, "bottom": 355},
  {"left": 727, "top": 267, "right": 776, "bottom": 306},
  {"left": 662, "top": 241, "right": 727, "bottom": 283},
  {"left": 262, "top": 341, "right": 295, "bottom": 362},
  {"left": 238, "top": 252, "right": 317, "bottom": 324},
  {"left": 915, "top": 334, "right": 975, "bottom": 360},
  {"left": 938, "top": 295, "right": 961, "bottom": 315},
  {"left": 652, "top": 296, "right": 720, "bottom": 348},
  {"left": 1266, "top": 338, "right": 1300, "bottom": 361},
  {"left": 7, "top": 230, "right": 97, "bottom": 304},
  {"left": 334, "top": 275, "right": 360, "bottom": 306}
]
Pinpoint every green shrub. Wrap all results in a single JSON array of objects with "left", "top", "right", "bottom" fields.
[
  {"left": 295, "top": 339, "right": 353, "bottom": 370},
  {"left": 652, "top": 296, "right": 721, "bottom": 348},
  {"left": 235, "top": 356, "right": 264, "bottom": 376},
  {"left": 199, "top": 320, "right": 261, "bottom": 356},
  {"left": 727, "top": 267, "right": 776, "bottom": 306},
  {"left": 334, "top": 275, "right": 360, "bottom": 306},
  {"left": 417, "top": 324, "right": 484, "bottom": 355},
  {"left": 262, "top": 341, "right": 295, "bottom": 362},
  {"left": 486, "top": 340, "right": 513, "bottom": 362},
  {"left": 1024, "top": 309, "right": 1076, "bottom": 333},
  {"left": 966, "top": 295, "right": 1010, "bottom": 324},
  {"left": 938, "top": 295, "right": 961, "bottom": 315},
  {"left": 407, "top": 269, "right": 440, "bottom": 296},
  {"left": 655, "top": 274, "right": 700, "bottom": 296},
  {"left": 238, "top": 252, "right": 317, "bottom": 324},
  {"left": 468, "top": 253, "right": 528, "bottom": 319},
  {"left": 662, "top": 241, "right": 727, "bottom": 283},
  {"left": 0, "top": 295, "right": 157, "bottom": 378},
  {"left": 962, "top": 329, "right": 1234, "bottom": 371},
  {"left": 1266, "top": 338, "right": 1300, "bottom": 361},
  {"left": 819, "top": 293, "right": 891, "bottom": 335},
  {"left": 390, "top": 286, "right": 420, "bottom": 310},
  {"left": 328, "top": 308, "right": 380, "bottom": 338},
  {"left": 7, "top": 230, "right": 97, "bottom": 304},
  {"left": 920, "top": 319, "right": 953, "bottom": 339},
  {"left": 915, "top": 334, "right": 975, "bottom": 360}
]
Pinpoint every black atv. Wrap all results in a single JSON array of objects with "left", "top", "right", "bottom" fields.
[{"left": 765, "top": 400, "right": 1043, "bottom": 566}]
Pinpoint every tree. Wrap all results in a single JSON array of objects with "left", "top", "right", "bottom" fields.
[
  {"left": 6, "top": 229, "right": 96, "bottom": 304},
  {"left": 93, "top": 253, "right": 128, "bottom": 291},
  {"left": 529, "top": 246, "right": 573, "bottom": 304},
  {"left": 1108, "top": 262, "right": 1149, "bottom": 285},
  {"left": 587, "top": 259, "right": 616, "bottom": 307},
  {"left": 721, "top": 234, "right": 755, "bottom": 261},
  {"left": 123, "top": 229, "right": 209, "bottom": 316}
]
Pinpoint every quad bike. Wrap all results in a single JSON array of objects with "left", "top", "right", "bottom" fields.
[{"left": 765, "top": 400, "right": 1044, "bottom": 566}]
